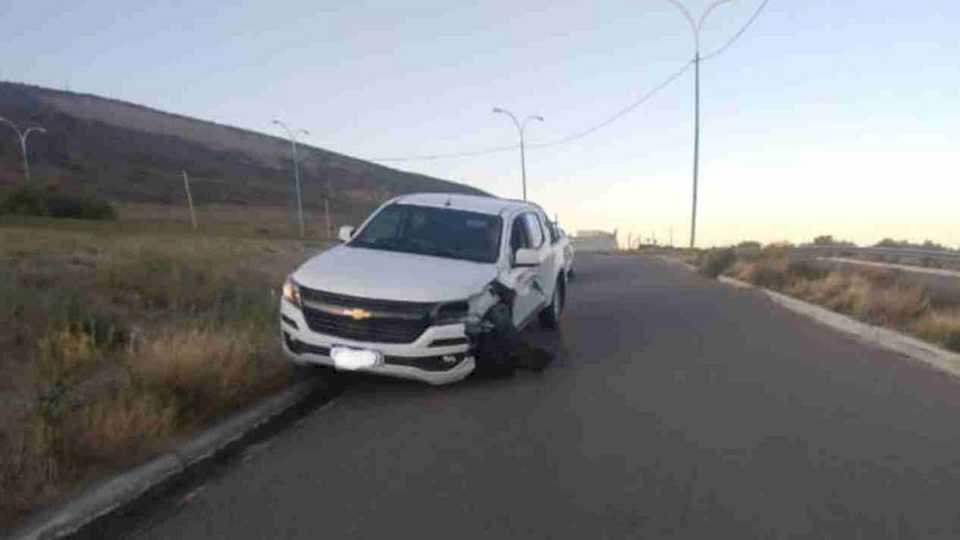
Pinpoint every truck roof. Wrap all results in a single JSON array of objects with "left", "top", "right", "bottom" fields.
[{"left": 394, "top": 193, "right": 537, "bottom": 216}]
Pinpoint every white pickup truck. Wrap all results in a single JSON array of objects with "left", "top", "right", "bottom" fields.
[{"left": 280, "top": 193, "right": 567, "bottom": 385}]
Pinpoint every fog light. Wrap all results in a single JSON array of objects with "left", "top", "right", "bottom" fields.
[{"left": 441, "top": 354, "right": 458, "bottom": 365}]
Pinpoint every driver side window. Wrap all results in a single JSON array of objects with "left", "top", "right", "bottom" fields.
[{"left": 357, "top": 204, "right": 404, "bottom": 243}]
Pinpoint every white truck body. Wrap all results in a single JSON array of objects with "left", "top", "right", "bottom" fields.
[{"left": 280, "top": 193, "right": 566, "bottom": 385}]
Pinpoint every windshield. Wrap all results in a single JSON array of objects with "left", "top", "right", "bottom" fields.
[{"left": 349, "top": 203, "right": 502, "bottom": 263}]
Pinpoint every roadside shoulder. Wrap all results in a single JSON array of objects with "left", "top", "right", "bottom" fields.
[
  {"left": 9, "top": 378, "right": 331, "bottom": 540},
  {"left": 716, "top": 275, "right": 960, "bottom": 379}
]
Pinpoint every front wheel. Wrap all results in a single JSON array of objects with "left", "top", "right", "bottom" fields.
[{"left": 539, "top": 276, "right": 565, "bottom": 329}]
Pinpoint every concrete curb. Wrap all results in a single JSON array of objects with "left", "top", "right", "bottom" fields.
[
  {"left": 9, "top": 378, "right": 328, "bottom": 540},
  {"left": 717, "top": 275, "right": 960, "bottom": 379}
]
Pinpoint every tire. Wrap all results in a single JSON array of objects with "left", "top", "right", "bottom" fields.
[
  {"left": 539, "top": 276, "right": 565, "bottom": 329},
  {"left": 473, "top": 303, "right": 518, "bottom": 379}
]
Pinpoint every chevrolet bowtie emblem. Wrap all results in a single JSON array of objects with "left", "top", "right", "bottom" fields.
[{"left": 342, "top": 308, "right": 372, "bottom": 321}]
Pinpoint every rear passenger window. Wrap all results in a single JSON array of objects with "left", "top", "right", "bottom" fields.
[
  {"left": 510, "top": 216, "right": 530, "bottom": 252},
  {"left": 524, "top": 213, "right": 544, "bottom": 248},
  {"left": 546, "top": 220, "right": 560, "bottom": 244}
]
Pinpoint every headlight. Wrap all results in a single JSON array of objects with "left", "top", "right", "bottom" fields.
[{"left": 282, "top": 277, "right": 302, "bottom": 308}]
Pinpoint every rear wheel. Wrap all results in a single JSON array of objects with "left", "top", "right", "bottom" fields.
[{"left": 539, "top": 276, "right": 565, "bottom": 329}]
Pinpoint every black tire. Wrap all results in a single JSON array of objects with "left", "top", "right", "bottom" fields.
[{"left": 539, "top": 276, "right": 565, "bottom": 329}]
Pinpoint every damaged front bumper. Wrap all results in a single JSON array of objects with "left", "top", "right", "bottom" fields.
[{"left": 280, "top": 300, "right": 477, "bottom": 385}]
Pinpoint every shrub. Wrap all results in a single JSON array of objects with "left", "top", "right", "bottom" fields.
[
  {"left": 855, "top": 282, "right": 929, "bottom": 326},
  {"left": 78, "top": 388, "right": 179, "bottom": 459},
  {"left": 739, "top": 258, "right": 789, "bottom": 290},
  {"left": 913, "top": 311, "right": 960, "bottom": 352},
  {"left": 45, "top": 193, "right": 117, "bottom": 220},
  {"left": 128, "top": 325, "right": 285, "bottom": 418},
  {"left": 786, "top": 259, "right": 827, "bottom": 281},
  {"left": 947, "top": 333, "right": 960, "bottom": 353},
  {"left": 33, "top": 326, "right": 103, "bottom": 396},
  {"left": 0, "top": 188, "right": 117, "bottom": 221},
  {"left": 700, "top": 248, "right": 737, "bottom": 278},
  {"left": 0, "top": 188, "right": 49, "bottom": 216}
]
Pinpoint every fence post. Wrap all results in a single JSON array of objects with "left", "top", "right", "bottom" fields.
[{"left": 182, "top": 170, "right": 197, "bottom": 230}]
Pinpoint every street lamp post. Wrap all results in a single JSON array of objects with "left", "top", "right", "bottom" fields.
[
  {"left": 664, "top": 0, "right": 734, "bottom": 248},
  {"left": 492, "top": 107, "right": 543, "bottom": 201},
  {"left": 0, "top": 116, "right": 47, "bottom": 183},
  {"left": 272, "top": 120, "right": 309, "bottom": 238}
]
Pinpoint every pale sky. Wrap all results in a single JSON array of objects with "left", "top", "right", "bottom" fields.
[{"left": 2, "top": 0, "right": 958, "bottom": 247}]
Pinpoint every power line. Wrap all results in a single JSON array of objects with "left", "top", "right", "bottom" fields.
[
  {"left": 364, "top": 142, "right": 517, "bottom": 163},
  {"left": 364, "top": 61, "right": 691, "bottom": 163},
  {"left": 701, "top": 0, "right": 770, "bottom": 62},
  {"left": 362, "top": 0, "right": 769, "bottom": 164},
  {"left": 528, "top": 60, "right": 694, "bottom": 150}
]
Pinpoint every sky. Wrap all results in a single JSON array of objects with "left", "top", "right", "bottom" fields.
[{"left": 2, "top": 0, "right": 958, "bottom": 247}]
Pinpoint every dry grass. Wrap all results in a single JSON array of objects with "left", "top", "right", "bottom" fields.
[
  {"left": 78, "top": 388, "right": 179, "bottom": 460},
  {"left": 131, "top": 325, "right": 287, "bottom": 416},
  {"left": 0, "top": 220, "right": 316, "bottom": 531},
  {"left": 912, "top": 310, "right": 960, "bottom": 352},
  {"left": 728, "top": 252, "right": 960, "bottom": 353}
]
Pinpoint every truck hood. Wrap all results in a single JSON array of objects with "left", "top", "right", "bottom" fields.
[{"left": 292, "top": 245, "right": 499, "bottom": 302}]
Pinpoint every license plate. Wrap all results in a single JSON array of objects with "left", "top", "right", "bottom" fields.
[{"left": 330, "top": 346, "right": 383, "bottom": 370}]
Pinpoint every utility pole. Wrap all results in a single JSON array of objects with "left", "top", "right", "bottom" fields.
[
  {"left": 493, "top": 108, "right": 544, "bottom": 201},
  {"left": 0, "top": 116, "right": 46, "bottom": 183},
  {"left": 272, "top": 120, "right": 309, "bottom": 238},
  {"left": 664, "top": 0, "right": 734, "bottom": 248},
  {"left": 691, "top": 50, "right": 701, "bottom": 249},
  {"left": 182, "top": 170, "right": 197, "bottom": 230}
]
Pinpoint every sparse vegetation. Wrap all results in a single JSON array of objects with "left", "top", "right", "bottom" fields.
[
  {"left": 0, "top": 187, "right": 117, "bottom": 221},
  {"left": 716, "top": 249, "right": 960, "bottom": 353},
  {"left": 0, "top": 81, "right": 483, "bottom": 214},
  {"left": 876, "top": 238, "right": 957, "bottom": 252},
  {"left": 812, "top": 235, "right": 856, "bottom": 247},
  {"left": 0, "top": 219, "right": 316, "bottom": 530},
  {"left": 699, "top": 248, "right": 737, "bottom": 278}
]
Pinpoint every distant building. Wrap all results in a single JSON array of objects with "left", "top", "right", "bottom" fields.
[{"left": 570, "top": 229, "right": 618, "bottom": 252}]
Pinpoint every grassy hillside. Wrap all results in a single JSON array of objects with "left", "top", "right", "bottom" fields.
[{"left": 0, "top": 81, "right": 483, "bottom": 216}]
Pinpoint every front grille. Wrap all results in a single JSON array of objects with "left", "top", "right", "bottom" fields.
[
  {"left": 300, "top": 288, "right": 436, "bottom": 312},
  {"left": 299, "top": 286, "right": 436, "bottom": 344}
]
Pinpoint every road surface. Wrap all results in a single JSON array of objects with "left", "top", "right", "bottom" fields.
[{"left": 124, "top": 254, "right": 960, "bottom": 539}]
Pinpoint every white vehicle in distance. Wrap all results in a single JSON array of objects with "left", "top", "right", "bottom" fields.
[{"left": 280, "top": 193, "right": 567, "bottom": 385}]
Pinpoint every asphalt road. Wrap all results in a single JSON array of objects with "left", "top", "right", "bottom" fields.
[{"left": 127, "top": 254, "right": 960, "bottom": 539}]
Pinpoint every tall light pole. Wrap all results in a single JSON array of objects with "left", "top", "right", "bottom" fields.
[
  {"left": 493, "top": 108, "right": 543, "bottom": 201},
  {"left": 0, "top": 116, "right": 46, "bottom": 183},
  {"left": 273, "top": 120, "right": 309, "bottom": 238},
  {"left": 665, "top": 0, "right": 734, "bottom": 248}
]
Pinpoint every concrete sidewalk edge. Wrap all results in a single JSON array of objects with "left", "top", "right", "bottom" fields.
[
  {"left": 717, "top": 275, "right": 960, "bottom": 379},
  {"left": 9, "top": 378, "right": 327, "bottom": 540}
]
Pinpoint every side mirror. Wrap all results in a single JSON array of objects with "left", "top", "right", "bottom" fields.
[
  {"left": 338, "top": 225, "right": 355, "bottom": 242},
  {"left": 514, "top": 248, "right": 540, "bottom": 267}
]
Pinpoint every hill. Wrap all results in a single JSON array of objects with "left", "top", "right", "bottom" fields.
[{"left": 0, "top": 82, "right": 483, "bottom": 218}]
